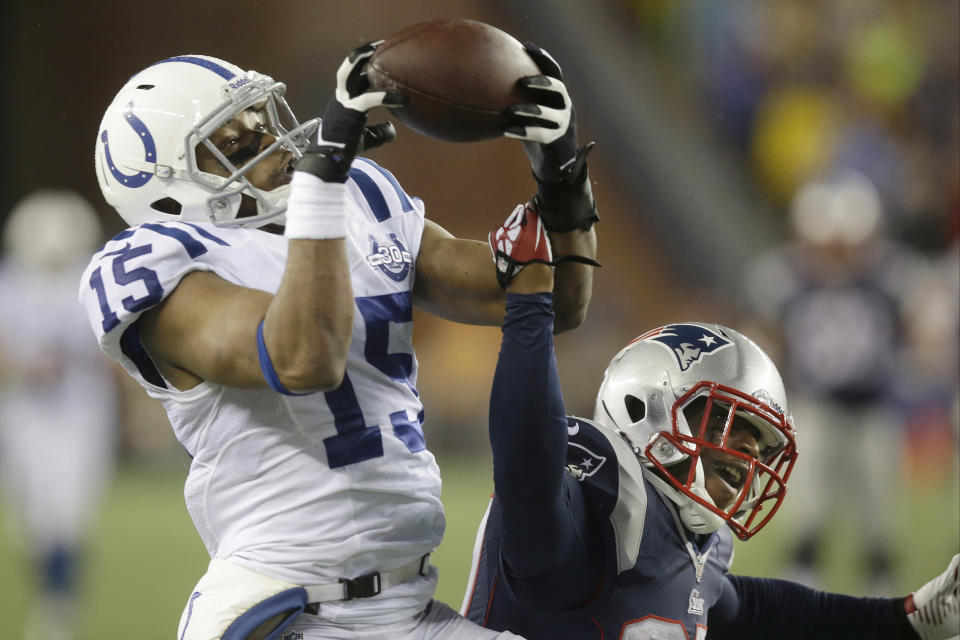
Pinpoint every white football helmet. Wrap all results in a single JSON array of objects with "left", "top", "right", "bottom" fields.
[
  {"left": 3, "top": 189, "right": 103, "bottom": 273},
  {"left": 790, "top": 168, "right": 884, "bottom": 248},
  {"left": 94, "top": 55, "right": 319, "bottom": 228},
  {"left": 593, "top": 323, "right": 798, "bottom": 540}
]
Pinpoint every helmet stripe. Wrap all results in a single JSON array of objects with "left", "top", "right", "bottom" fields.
[{"left": 153, "top": 55, "right": 237, "bottom": 80}]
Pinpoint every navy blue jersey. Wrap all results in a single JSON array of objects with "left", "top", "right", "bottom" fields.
[
  {"left": 743, "top": 243, "right": 923, "bottom": 405},
  {"left": 464, "top": 292, "right": 917, "bottom": 640},
  {"left": 464, "top": 417, "right": 733, "bottom": 640}
]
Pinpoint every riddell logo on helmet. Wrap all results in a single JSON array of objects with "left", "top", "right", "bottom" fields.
[
  {"left": 228, "top": 77, "right": 251, "bottom": 90},
  {"left": 751, "top": 388, "right": 784, "bottom": 415}
]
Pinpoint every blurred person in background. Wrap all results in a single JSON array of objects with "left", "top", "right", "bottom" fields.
[
  {"left": 896, "top": 216, "right": 960, "bottom": 491},
  {"left": 741, "top": 168, "right": 931, "bottom": 594},
  {"left": 0, "top": 189, "right": 118, "bottom": 640}
]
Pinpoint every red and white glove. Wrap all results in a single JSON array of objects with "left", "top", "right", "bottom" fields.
[
  {"left": 489, "top": 202, "right": 553, "bottom": 289},
  {"left": 906, "top": 554, "right": 959, "bottom": 640}
]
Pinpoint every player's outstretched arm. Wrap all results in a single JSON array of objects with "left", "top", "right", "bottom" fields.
[
  {"left": 140, "top": 44, "right": 402, "bottom": 393},
  {"left": 708, "top": 558, "right": 959, "bottom": 640},
  {"left": 504, "top": 42, "right": 599, "bottom": 332},
  {"left": 485, "top": 207, "right": 601, "bottom": 609},
  {"left": 411, "top": 220, "right": 506, "bottom": 327}
]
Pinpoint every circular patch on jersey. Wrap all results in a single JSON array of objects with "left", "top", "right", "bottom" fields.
[{"left": 366, "top": 233, "right": 412, "bottom": 282}]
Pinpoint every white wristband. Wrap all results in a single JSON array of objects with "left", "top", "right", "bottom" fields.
[{"left": 284, "top": 171, "right": 348, "bottom": 239}]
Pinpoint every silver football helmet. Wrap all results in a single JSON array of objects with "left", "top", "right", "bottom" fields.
[
  {"left": 94, "top": 55, "right": 319, "bottom": 228},
  {"left": 593, "top": 323, "right": 798, "bottom": 540}
]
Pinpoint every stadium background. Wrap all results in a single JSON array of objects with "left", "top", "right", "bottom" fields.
[{"left": 1, "top": 0, "right": 957, "bottom": 637}]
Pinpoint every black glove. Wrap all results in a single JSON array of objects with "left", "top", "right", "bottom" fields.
[
  {"left": 503, "top": 43, "right": 598, "bottom": 233},
  {"left": 295, "top": 43, "right": 405, "bottom": 183}
]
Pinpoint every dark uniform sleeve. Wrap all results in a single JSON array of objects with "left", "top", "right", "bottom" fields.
[
  {"left": 708, "top": 574, "right": 919, "bottom": 639},
  {"left": 489, "top": 292, "right": 601, "bottom": 610}
]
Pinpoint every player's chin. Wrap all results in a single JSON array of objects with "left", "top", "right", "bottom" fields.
[
  {"left": 703, "top": 462, "right": 740, "bottom": 510},
  {"left": 276, "top": 158, "right": 296, "bottom": 186},
  {"left": 263, "top": 156, "right": 295, "bottom": 189}
]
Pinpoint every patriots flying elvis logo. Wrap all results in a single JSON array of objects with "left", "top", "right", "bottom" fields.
[
  {"left": 640, "top": 324, "right": 732, "bottom": 371},
  {"left": 566, "top": 442, "right": 607, "bottom": 481}
]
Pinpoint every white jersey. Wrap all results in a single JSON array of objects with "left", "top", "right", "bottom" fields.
[
  {"left": 0, "top": 260, "right": 116, "bottom": 548},
  {"left": 1, "top": 260, "right": 114, "bottom": 420},
  {"left": 78, "top": 158, "right": 444, "bottom": 624}
]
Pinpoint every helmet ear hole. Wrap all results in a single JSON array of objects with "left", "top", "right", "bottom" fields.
[
  {"left": 624, "top": 395, "right": 646, "bottom": 422},
  {"left": 151, "top": 198, "right": 182, "bottom": 215}
]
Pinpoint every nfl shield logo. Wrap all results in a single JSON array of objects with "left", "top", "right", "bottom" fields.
[{"left": 688, "top": 588, "right": 705, "bottom": 615}]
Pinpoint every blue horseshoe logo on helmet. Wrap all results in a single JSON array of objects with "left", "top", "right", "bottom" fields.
[{"left": 101, "top": 101, "right": 156, "bottom": 188}]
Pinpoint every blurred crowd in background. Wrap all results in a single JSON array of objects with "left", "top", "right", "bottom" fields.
[
  {"left": 0, "top": 1, "right": 956, "bottom": 638},
  {"left": 622, "top": 0, "right": 958, "bottom": 593}
]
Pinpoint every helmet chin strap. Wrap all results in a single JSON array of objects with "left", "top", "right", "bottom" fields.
[
  {"left": 202, "top": 183, "right": 290, "bottom": 227},
  {"left": 667, "top": 488, "right": 714, "bottom": 583},
  {"left": 640, "top": 464, "right": 726, "bottom": 535},
  {"left": 678, "top": 484, "right": 727, "bottom": 535},
  {"left": 640, "top": 466, "right": 721, "bottom": 583},
  {"left": 255, "top": 184, "right": 291, "bottom": 219},
  {"left": 612, "top": 412, "right": 730, "bottom": 537}
]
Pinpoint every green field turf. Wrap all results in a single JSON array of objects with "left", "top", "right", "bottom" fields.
[{"left": 1, "top": 452, "right": 956, "bottom": 639}]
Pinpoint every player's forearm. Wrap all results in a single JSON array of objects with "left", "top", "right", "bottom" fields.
[
  {"left": 262, "top": 238, "right": 353, "bottom": 391},
  {"left": 490, "top": 293, "right": 572, "bottom": 548},
  {"left": 489, "top": 292, "right": 601, "bottom": 605},
  {"left": 549, "top": 227, "right": 596, "bottom": 333},
  {"left": 708, "top": 574, "right": 918, "bottom": 640},
  {"left": 412, "top": 223, "right": 506, "bottom": 326}
]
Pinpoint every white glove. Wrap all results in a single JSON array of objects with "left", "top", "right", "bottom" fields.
[
  {"left": 907, "top": 554, "right": 960, "bottom": 640},
  {"left": 330, "top": 41, "right": 394, "bottom": 115}
]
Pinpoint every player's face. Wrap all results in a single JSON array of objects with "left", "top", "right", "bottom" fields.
[
  {"left": 686, "top": 399, "right": 762, "bottom": 510},
  {"left": 196, "top": 107, "right": 295, "bottom": 192}
]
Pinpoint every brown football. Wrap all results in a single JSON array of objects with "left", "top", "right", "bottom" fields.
[{"left": 366, "top": 18, "right": 540, "bottom": 142}]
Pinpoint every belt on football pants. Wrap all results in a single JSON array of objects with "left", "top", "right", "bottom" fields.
[{"left": 303, "top": 553, "right": 432, "bottom": 609}]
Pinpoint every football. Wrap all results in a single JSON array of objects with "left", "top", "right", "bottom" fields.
[{"left": 366, "top": 18, "right": 541, "bottom": 142}]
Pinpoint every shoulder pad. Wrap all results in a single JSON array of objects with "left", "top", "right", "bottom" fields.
[
  {"left": 566, "top": 417, "right": 649, "bottom": 574},
  {"left": 79, "top": 221, "right": 236, "bottom": 358},
  {"left": 349, "top": 157, "right": 425, "bottom": 223}
]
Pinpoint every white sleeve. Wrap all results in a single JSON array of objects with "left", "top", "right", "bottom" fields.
[{"left": 77, "top": 222, "right": 228, "bottom": 387}]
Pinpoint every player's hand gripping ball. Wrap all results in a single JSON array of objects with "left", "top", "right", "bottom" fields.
[{"left": 366, "top": 18, "right": 541, "bottom": 142}]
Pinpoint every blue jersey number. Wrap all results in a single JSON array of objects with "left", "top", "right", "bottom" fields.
[
  {"left": 323, "top": 292, "right": 426, "bottom": 469},
  {"left": 89, "top": 243, "right": 163, "bottom": 332},
  {"left": 89, "top": 227, "right": 423, "bottom": 470},
  {"left": 88, "top": 224, "right": 229, "bottom": 332}
]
